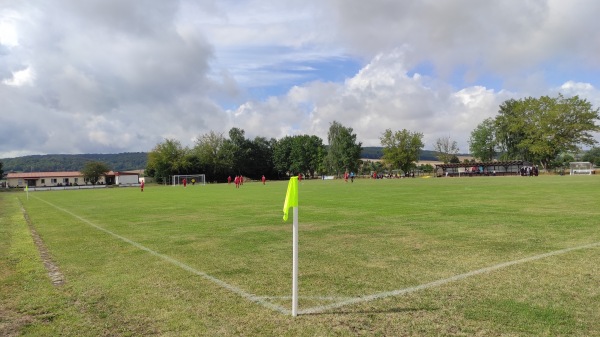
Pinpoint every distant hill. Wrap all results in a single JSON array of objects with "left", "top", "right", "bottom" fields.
[
  {"left": 1, "top": 148, "right": 466, "bottom": 173},
  {"left": 0, "top": 153, "right": 147, "bottom": 172},
  {"left": 361, "top": 147, "right": 442, "bottom": 161}
]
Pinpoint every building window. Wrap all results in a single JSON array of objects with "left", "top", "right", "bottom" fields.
[
  {"left": 74, "top": 178, "right": 79, "bottom": 184},
  {"left": 63, "top": 178, "right": 69, "bottom": 184},
  {"left": 41, "top": 179, "right": 45, "bottom": 184},
  {"left": 51, "top": 179, "right": 57, "bottom": 184},
  {"left": 18, "top": 179, "right": 23, "bottom": 186}
]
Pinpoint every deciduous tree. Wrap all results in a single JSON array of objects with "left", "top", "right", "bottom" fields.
[
  {"left": 433, "top": 136, "right": 460, "bottom": 163},
  {"left": 81, "top": 161, "right": 110, "bottom": 185},
  {"left": 495, "top": 94, "right": 600, "bottom": 170},
  {"left": 146, "top": 139, "right": 189, "bottom": 183},
  {"left": 273, "top": 135, "right": 325, "bottom": 178},
  {"left": 582, "top": 147, "right": 600, "bottom": 166},
  {"left": 469, "top": 118, "right": 497, "bottom": 162},
  {"left": 193, "top": 131, "right": 233, "bottom": 181},
  {"left": 380, "top": 129, "right": 424, "bottom": 174},
  {"left": 324, "top": 121, "right": 362, "bottom": 176}
]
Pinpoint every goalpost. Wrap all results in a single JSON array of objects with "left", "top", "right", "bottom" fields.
[
  {"left": 569, "top": 162, "right": 593, "bottom": 175},
  {"left": 171, "top": 174, "right": 206, "bottom": 186}
]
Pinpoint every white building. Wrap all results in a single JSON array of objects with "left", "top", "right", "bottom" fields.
[{"left": 6, "top": 171, "right": 139, "bottom": 188}]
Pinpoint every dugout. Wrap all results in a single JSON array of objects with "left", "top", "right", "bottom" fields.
[{"left": 435, "top": 161, "right": 528, "bottom": 177}]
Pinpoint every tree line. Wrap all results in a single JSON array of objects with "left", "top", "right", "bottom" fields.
[
  {"left": 145, "top": 122, "right": 365, "bottom": 183},
  {"left": 146, "top": 94, "right": 600, "bottom": 183},
  {"left": 2, "top": 94, "right": 598, "bottom": 182}
]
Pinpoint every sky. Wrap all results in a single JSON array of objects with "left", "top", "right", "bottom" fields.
[{"left": 2, "top": 0, "right": 600, "bottom": 159}]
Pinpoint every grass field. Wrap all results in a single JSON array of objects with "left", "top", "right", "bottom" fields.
[{"left": 1, "top": 175, "right": 600, "bottom": 336}]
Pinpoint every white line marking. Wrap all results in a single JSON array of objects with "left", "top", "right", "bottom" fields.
[
  {"left": 33, "top": 196, "right": 290, "bottom": 315},
  {"left": 301, "top": 241, "right": 600, "bottom": 314},
  {"left": 257, "top": 296, "right": 356, "bottom": 301}
]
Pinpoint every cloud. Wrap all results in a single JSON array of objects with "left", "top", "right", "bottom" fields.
[
  {"left": 1, "top": 0, "right": 600, "bottom": 159},
  {"left": 228, "top": 49, "right": 514, "bottom": 152},
  {"left": 0, "top": 0, "right": 229, "bottom": 157}
]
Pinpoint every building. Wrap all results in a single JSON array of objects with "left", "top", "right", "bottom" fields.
[
  {"left": 434, "top": 161, "right": 528, "bottom": 177},
  {"left": 6, "top": 171, "right": 139, "bottom": 188}
]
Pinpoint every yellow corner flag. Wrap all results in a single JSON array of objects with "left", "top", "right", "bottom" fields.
[
  {"left": 283, "top": 176, "right": 298, "bottom": 221},
  {"left": 25, "top": 185, "right": 28, "bottom": 192}
]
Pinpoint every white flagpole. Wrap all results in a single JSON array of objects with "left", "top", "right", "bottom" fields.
[{"left": 292, "top": 206, "right": 299, "bottom": 316}]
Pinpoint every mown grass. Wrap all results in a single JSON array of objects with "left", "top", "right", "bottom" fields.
[{"left": 1, "top": 175, "right": 599, "bottom": 336}]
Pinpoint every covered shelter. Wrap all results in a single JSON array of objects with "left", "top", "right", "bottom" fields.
[
  {"left": 435, "top": 161, "right": 528, "bottom": 177},
  {"left": 104, "top": 171, "right": 140, "bottom": 185}
]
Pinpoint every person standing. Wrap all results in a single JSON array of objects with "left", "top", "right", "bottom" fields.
[
  {"left": 183, "top": 178, "right": 187, "bottom": 187},
  {"left": 261, "top": 175, "right": 266, "bottom": 185},
  {"left": 228, "top": 176, "right": 232, "bottom": 184},
  {"left": 140, "top": 180, "right": 144, "bottom": 192}
]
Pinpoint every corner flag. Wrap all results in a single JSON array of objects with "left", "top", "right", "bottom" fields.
[
  {"left": 282, "top": 176, "right": 300, "bottom": 316},
  {"left": 283, "top": 176, "right": 298, "bottom": 221}
]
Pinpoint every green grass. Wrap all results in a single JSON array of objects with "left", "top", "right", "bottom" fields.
[{"left": 1, "top": 176, "right": 600, "bottom": 336}]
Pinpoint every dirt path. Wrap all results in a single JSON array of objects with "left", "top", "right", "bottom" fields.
[{"left": 19, "top": 200, "right": 65, "bottom": 287}]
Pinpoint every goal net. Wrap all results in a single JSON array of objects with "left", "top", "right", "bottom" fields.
[
  {"left": 171, "top": 174, "right": 206, "bottom": 186},
  {"left": 569, "top": 162, "right": 593, "bottom": 175}
]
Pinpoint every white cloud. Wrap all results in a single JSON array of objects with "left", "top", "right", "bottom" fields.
[
  {"left": 225, "top": 49, "right": 514, "bottom": 152},
  {"left": 1, "top": 0, "right": 600, "bottom": 159},
  {"left": 0, "top": 16, "right": 19, "bottom": 47},
  {"left": 2, "top": 66, "right": 34, "bottom": 86}
]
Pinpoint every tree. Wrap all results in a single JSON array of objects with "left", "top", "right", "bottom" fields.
[
  {"left": 433, "top": 136, "right": 460, "bottom": 163},
  {"left": 550, "top": 153, "right": 575, "bottom": 171},
  {"left": 360, "top": 160, "right": 385, "bottom": 176},
  {"left": 193, "top": 131, "right": 233, "bottom": 181},
  {"left": 247, "top": 136, "right": 276, "bottom": 179},
  {"left": 494, "top": 98, "right": 529, "bottom": 160},
  {"left": 418, "top": 163, "right": 434, "bottom": 173},
  {"left": 469, "top": 118, "right": 497, "bottom": 162},
  {"left": 0, "top": 161, "right": 3, "bottom": 180},
  {"left": 324, "top": 121, "right": 362, "bottom": 176},
  {"left": 582, "top": 147, "right": 600, "bottom": 166},
  {"left": 227, "top": 127, "right": 253, "bottom": 176},
  {"left": 289, "top": 135, "right": 325, "bottom": 177},
  {"left": 380, "top": 129, "right": 424, "bottom": 174},
  {"left": 273, "top": 136, "right": 294, "bottom": 176},
  {"left": 146, "top": 139, "right": 190, "bottom": 184},
  {"left": 273, "top": 135, "right": 326, "bottom": 178},
  {"left": 495, "top": 94, "right": 600, "bottom": 170},
  {"left": 81, "top": 161, "right": 110, "bottom": 185}
]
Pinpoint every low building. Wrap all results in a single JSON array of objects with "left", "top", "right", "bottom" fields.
[
  {"left": 6, "top": 171, "right": 139, "bottom": 188},
  {"left": 105, "top": 171, "right": 140, "bottom": 185}
]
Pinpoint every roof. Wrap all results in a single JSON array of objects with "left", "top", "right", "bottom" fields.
[
  {"left": 7, "top": 171, "right": 139, "bottom": 179},
  {"left": 106, "top": 171, "right": 139, "bottom": 176},
  {"left": 435, "top": 161, "right": 527, "bottom": 169},
  {"left": 7, "top": 171, "right": 83, "bottom": 179}
]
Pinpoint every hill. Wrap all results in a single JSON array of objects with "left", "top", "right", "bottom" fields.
[
  {"left": 1, "top": 148, "right": 466, "bottom": 173},
  {"left": 361, "top": 147, "right": 443, "bottom": 161},
  {"left": 0, "top": 153, "right": 147, "bottom": 172}
]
